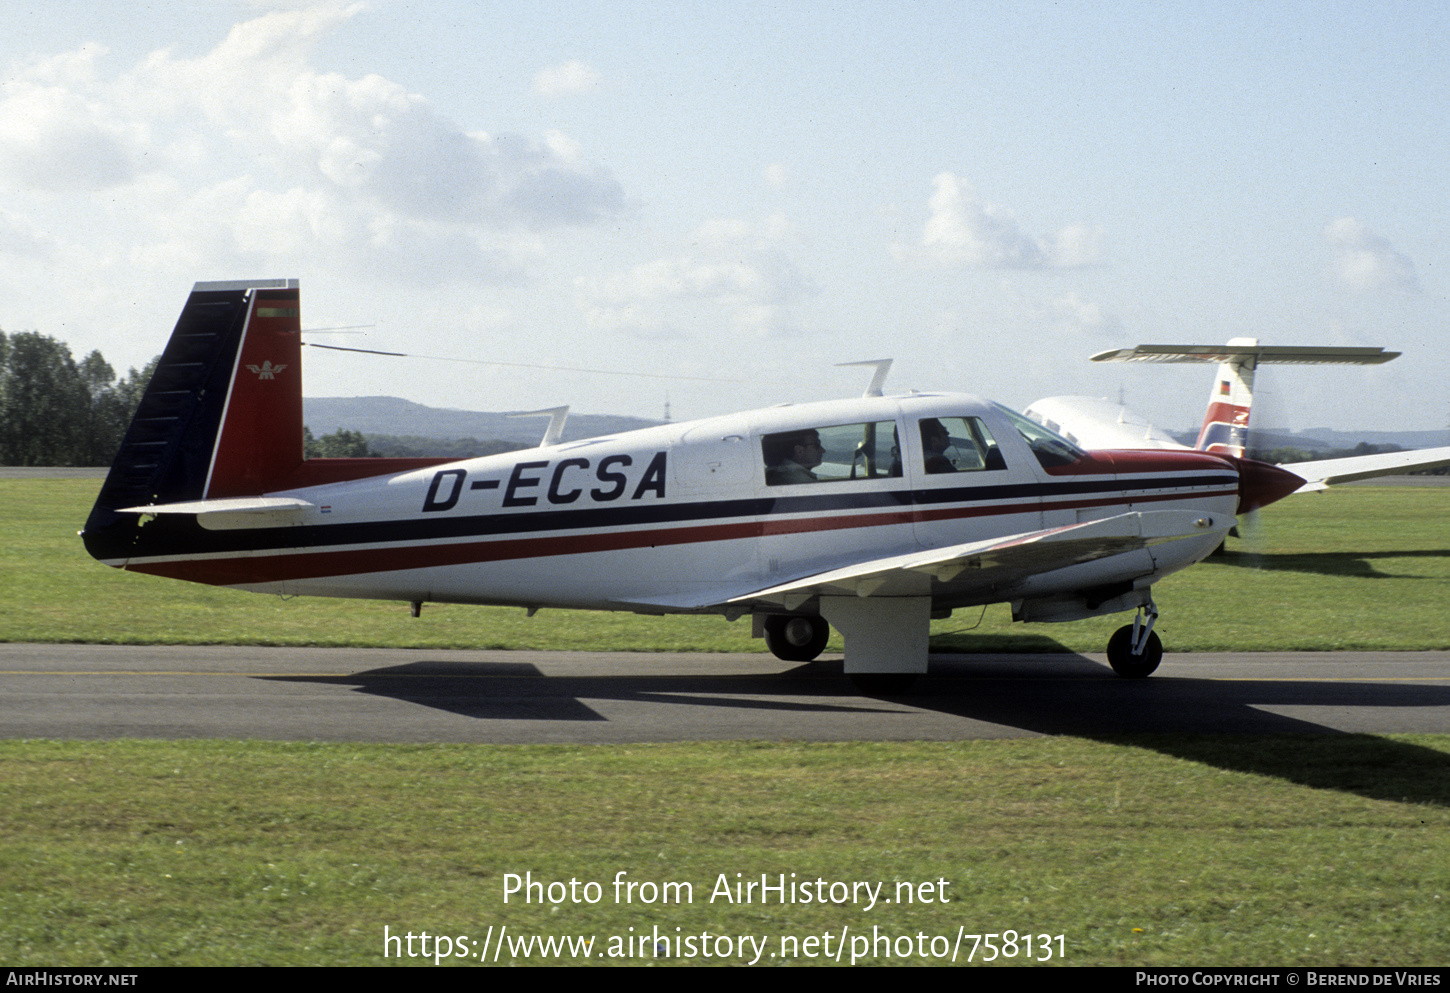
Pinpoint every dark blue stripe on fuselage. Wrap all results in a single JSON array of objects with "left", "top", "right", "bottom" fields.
[{"left": 119, "top": 471, "right": 1238, "bottom": 560}]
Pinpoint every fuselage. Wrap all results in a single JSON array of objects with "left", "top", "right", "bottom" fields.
[{"left": 104, "top": 392, "right": 1263, "bottom": 617}]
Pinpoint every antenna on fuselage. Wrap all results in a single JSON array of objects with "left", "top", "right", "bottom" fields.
[
  {"left": 509, "top": 406, "right": 570, "bottom": 447},
  {"left": 836, "top": 359, "right": 893, "bottom": 398}
]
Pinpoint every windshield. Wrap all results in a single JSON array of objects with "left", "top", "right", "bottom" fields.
[{"left": 993, "top": 403, "right": 1086, "bottom": 469}]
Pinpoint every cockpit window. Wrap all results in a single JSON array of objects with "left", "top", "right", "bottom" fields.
[
  {"left": 762, "top": 421, "right": 901, "bottom": 485},
  {"left": 993, "top": 403, "right": 1086, "bottom": 469},
  {"left": 918, "top": 417, "right": 1007, "bottom": 473}
]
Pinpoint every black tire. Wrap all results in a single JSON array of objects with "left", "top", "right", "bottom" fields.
[
  {"left": 1106, "top": 625, "right": 1163, "bottom": 678},
  {"left": 849, "top": 673, "right": 918, "bottom": 695},
  {"left": 763, "top": 614, "right": 830, "bottom": 662}
]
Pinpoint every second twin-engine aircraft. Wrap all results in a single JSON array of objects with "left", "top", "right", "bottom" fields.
[
  {"left": 81, "top": 279, "right": 1307, "bottom": 690},
  {"left": 1025, "top": 339, "right": 1450, "bottom": 490}
]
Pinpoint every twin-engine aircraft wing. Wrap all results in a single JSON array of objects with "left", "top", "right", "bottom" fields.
[
  {"left": 1286, "top": 446, "right": 1450, "bottom": 492},
  {"left": 723, "top": 509, "right": 1231, "bottom": 611}
]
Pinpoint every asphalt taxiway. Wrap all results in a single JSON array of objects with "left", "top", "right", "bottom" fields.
[{"left": 3, "top": 644, "right": 1448, "bottom": 744}]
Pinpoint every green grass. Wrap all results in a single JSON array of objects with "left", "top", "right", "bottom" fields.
[
  {"left": 4, "top": 479, "right": 1449, "bottom": 967},
  {"left": 2, "top": 736, "right": 1447, "bottom": 966},
  {"left": 4, "top": 478, "right": 1448, "bottom": 652}
]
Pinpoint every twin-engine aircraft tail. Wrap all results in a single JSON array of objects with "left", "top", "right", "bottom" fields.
[
  {"left": 1192, "top": 336, "right": 1259, "bottom": 456},
  {"left": 1090, "top": 339, "right": 1401, "bottom": 458}
]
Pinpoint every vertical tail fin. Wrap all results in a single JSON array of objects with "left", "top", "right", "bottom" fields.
[
  {"left": 82, "top": 279, "right": 303, "bottom": 563},
  {"left": 204, "top": 282, "right": 304, "bottom": 497},
  {"left": 1193, "top": 336, "right": 1258, "bottom": 457}
]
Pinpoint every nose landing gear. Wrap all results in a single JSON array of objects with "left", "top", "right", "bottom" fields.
[{"left": 1106, "top": 601, "right": 1162, "bottom": 678}]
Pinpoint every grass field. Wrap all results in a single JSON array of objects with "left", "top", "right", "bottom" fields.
[
  {"left": 2, "top": 736, "right": 1447, "bottom": 967},
  {"left": 2, "top": 478, "right": 1448, "bottom": 966},
  {"left": 4, "top": 478, "right": 1450, "bottom": 652}
]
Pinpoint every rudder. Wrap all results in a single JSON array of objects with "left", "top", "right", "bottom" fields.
[{"left": 82, "top": 278, "right": 303, "bottom": 564}]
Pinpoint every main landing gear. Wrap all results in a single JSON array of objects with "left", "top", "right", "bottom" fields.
[
  {"left": 765, "top": 599, "right": 931, "bottom": 695},
  {"left": 1106, "top": 601, "right": 1162, "bottom": 678},
  {"left": 762, "top": 614, "right": 830, "bottom": 663}
]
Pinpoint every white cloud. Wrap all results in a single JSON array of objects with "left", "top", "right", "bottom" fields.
[
  {"left": 0, "top": 44, "right": 140, "bottom": 190},
  {"left": 0, "top": 4, "right": 625, "bottom": 289},
  {"left": 0, "top": 208, "right": 59, "bottom": 259},
  {"left": 131, "top": 10, "right": 624, "bottom": 229},
  {"left": 915, "top": 172, "right": 1101, "bottom": 270},
  {"left": 532, "top": 60, "right": 602, "bottom": 97},
  {"left": 1323, "top": 217, "right": 1419, "bottom": 293},
  {"left": 1043, "top": 291, "right": 1118, "bottom": 334},
  {"left": 578, "top": 215, "right": 816, "bottom": 339}
]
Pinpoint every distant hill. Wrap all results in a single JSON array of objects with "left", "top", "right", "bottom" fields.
[
  {"left": 1285, "top": 427, "right": 1449, "bottom": 451},
  {"left": 1169, "top": 426, "right": 1445, "bottom": 453},
  {"left": 303, "top": 397, "right": 664, "bottom": 450},
  {"left": 305, "top": 395, "right": 1446, "bottom": 456}
]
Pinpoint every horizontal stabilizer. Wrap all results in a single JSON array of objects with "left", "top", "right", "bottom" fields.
[
  {"left": 1091, "top": 344, "right": 1399, "bottom": 365},
  {"left": 117, "top": 496, "right": 313, "bottom": 531},
  {"left": 118, "top": 496, "right": 313, "bottom": 515}
]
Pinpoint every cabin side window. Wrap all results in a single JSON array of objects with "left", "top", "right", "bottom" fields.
[
  {"left": 917, "top": 416, "right": 1007, "bottom": 474},
  {"left": 762, "top": 421, "right": 901, "bottom": 486}
]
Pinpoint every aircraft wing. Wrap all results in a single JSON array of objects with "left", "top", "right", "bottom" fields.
[
  {"left": 724, "top": 509, "right": 1231, "bottom": 610},
  {"left": 1286, "top": 446, "right": 1450, "bottom": 492}
]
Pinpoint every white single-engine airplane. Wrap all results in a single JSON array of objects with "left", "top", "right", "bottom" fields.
[{"left": 83, "top": 280, "right": 1309, "bottom": 690}]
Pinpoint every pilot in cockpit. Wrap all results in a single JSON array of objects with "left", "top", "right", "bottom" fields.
[
  {"left": 920, "top": 418, "right": 956, "bottom": 474},
  {"left": 765, "top": 429, "right": 824, "bottom": 485}
]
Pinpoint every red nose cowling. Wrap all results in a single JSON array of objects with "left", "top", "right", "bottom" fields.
[{"left": 1229, "top": 457, "right": 1306, "bottom": 513}]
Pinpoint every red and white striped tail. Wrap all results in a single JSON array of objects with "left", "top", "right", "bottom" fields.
[{"left": 1193, "top": 336, "right": 1258, "bottom": 457}]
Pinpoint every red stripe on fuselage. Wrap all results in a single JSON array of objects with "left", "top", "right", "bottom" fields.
[
  {"left": 130, "top": 515, "right": 799, "bottom": 586},
  {"left": 125, "top": 481, "right": 1237, "bottom": 587}
]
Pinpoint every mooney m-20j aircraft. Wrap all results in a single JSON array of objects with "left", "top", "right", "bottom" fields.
[{"left": 82, "top": 280, "right": 1309, "bottom": 690}]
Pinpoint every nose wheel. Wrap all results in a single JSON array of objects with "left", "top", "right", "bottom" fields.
[{"left": 1106, "top": 602, "right": 1162, "bottom": 678}]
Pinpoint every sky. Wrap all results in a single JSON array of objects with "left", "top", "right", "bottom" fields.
[{"left": 2, "top": 0, "right": 1446, "bottom": 436}]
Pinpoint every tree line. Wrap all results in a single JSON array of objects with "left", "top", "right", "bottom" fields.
[
  {"left": 0, "top": 330, "right": 377, "bottom": 466},
  {"left": 0, "top": 331, "right": 157, "bottom": 467}
]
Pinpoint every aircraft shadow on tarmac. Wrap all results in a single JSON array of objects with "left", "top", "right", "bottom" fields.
[
  {"left": 903, "top": 655, "right": 1450, "bottom": 809},
  {"left": 261, "top": 660, "right": 909, "bottom": 724},
  {"left": 1209, "top": 548, "right": 1450, "bottom": 579},
  {"left": 263, "top": 654, "right": 1450, "bottom": 808}
]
